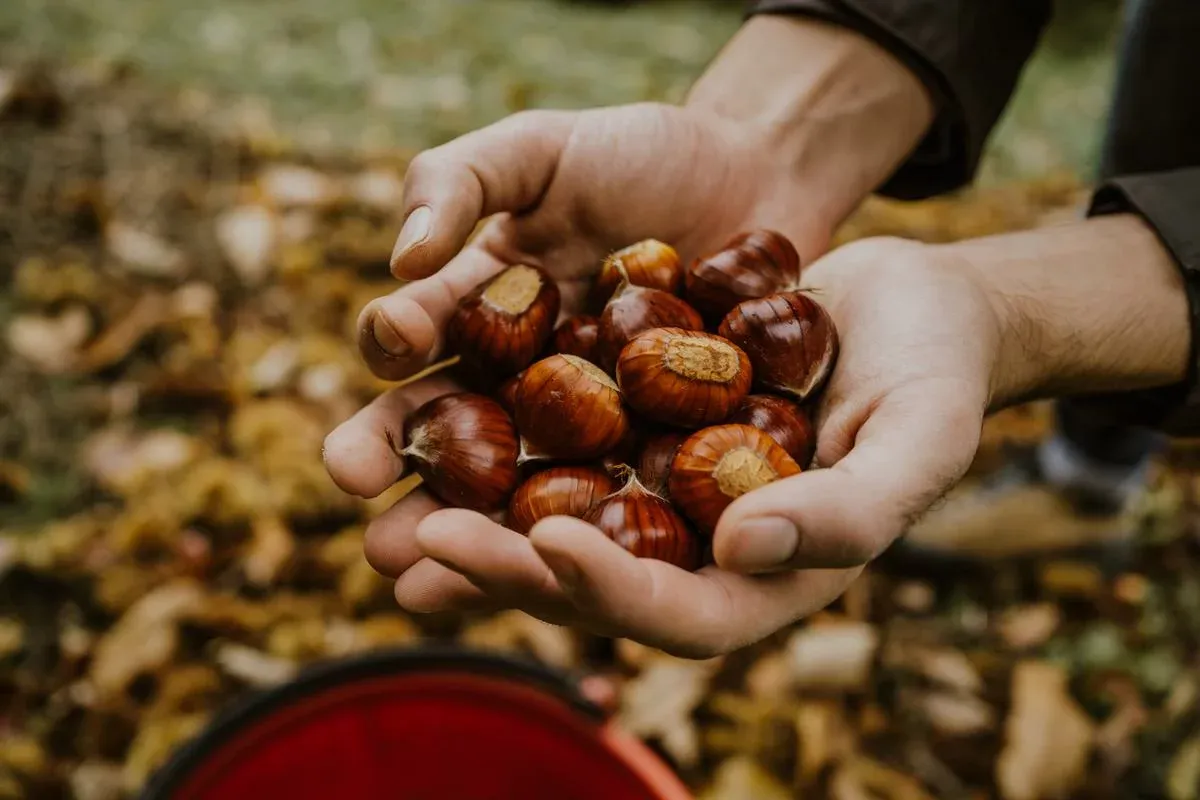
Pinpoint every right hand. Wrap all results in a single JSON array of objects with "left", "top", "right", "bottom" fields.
[{"left": 348, "top": 102, "right": 837, "bottom": 395}]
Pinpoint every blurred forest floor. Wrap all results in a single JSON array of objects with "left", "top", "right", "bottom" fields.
[{"left": 3, "top": 1, "right": 1200, "bottom": 800}]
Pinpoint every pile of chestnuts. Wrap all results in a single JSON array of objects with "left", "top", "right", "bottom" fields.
[{"left": 398, "top": 230, "right": 838, "bottom": 572}]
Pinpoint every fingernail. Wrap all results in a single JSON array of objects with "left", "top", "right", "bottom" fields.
[
  {"left": 390, "top": 206, "right": 432, "bottom": 271},
  {"left": 371, "top": 311, "right": 411, "bottom": 358},
  {"left": 726, "top": 517, "right": 799, "bottom": 572}
]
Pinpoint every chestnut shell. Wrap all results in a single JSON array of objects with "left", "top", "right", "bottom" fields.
[
  {"left": 445, "top": 264, "right": 561, "bottom": 380},
  {"left": 597, "top": 283, "right": 703, "bottom": 372},
  {"left": 584, "top": 472, "right": 699, "bottom": 570},
  {"left": 718, "top": 291, "right": 838, "bottom": 402},
  {"left": 591, "top": 238, "right": 683, "bottom": 309},
  {"left": 669, "top": 424, "right": 802, "bottom": 535},
  {"left": 616, "top": 327, "right": 752, "bottom": 428},
  {"left": 508, "top": 466, "right": 617, "bottom": 534},
  {"left": 552, "top": 315, "right": 601, "bottom": 364},
  {"left": 402, "top": 392, "right": 520, "bottom": 512},
  {"left": 636, "top": 432, "right": 689, "bottom": 497},
  {"left": 685, "top": 230, "right": 801, "bottom": 322},
  {"left": 728, "top": 394, "right": 816, "bottom": 466},
  {"left": 515, "top": 354, "right": 630, "bottom": 460}
]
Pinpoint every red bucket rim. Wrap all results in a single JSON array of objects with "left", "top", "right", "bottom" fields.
[{"left": 140, "top": 644, "right": 691, "bottom": 800}]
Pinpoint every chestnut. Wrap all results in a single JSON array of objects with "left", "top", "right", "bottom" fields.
[
  {"left": 597, "top": 273, "right": 704, "bottom": 372},
  {"left": 445, "top": 264, "right": 561, "bottom": 380},
  {"left": 728, "top": 394, "right": 816, "bottom": 466},
  {"left": 718, "top": 291, "right": 838, "bottom": 402},
  {"left": 616, "top": 327, "right": 752, "bottom": 428},
  {"left": 402, "top": 393, "right": 520, "bottom": 512},
  {"left": 669, "top": 424, "right": 801, "bottom": 535},
  {"left": 591, "top": 238, "right": 682, "bottom": 308},
  {"left": 685, "top": 230, "right": 801, "bottom": 323},
  {"left": 636, "top": 432, "right": 689, "bottom": 497},
  {"left": 553, "top": 315, "right": 601, "bottom": 363},
  {"left": 495, "top": 372, "right": 522, "bottom": 416},
  {"left": 515, "top": 354, "right": 630, "bottom": 460},
  {"left": 584, "top": 467, "right": 699, "bottom": 570},
  {"left": 507, "top": 466, "right": 617, "bottom": 534}
]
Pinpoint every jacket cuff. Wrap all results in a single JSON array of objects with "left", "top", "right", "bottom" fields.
[
  {"left": 745, "top": 0, "right": 1049, "bottom": 200},
  {"left": 1061, "top": 168, "right": 1200, "bottom": 436}
]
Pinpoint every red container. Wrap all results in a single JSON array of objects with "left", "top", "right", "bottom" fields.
[{"left": 141, "top": 646, "right": 693, "bottom": 800}]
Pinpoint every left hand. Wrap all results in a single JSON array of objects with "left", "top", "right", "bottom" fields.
[{"left": 343, "top": 237, "right": 1006, "bottom": 658}]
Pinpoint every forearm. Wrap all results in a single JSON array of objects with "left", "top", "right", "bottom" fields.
[
  {"left": 951, "top": 215, "right": 1191, "bottom": 408},
  {"left": 686, "top": 15, "right": 934, "bottom": 232}
]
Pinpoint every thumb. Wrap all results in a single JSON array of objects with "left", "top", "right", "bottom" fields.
[
  {"left": 712, "top": 381, "right": 984, "bottom": 573},
  {"left": 390, "top": 110, "right": 576, "bottom": 280}
]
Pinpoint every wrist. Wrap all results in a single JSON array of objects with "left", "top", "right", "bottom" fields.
[
  {"left": 686, "top": 15, "right": 934, "bottom": 231},
  {"left": 946, "top": 215, "right": 1191, "bottom": 410}
]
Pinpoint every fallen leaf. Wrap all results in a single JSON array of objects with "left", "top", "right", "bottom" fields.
[
  {"left": 906, "top": 688, "right": 996, "bottom": 737},
  {"left": 835, "top": 756, "right": 938, "bottom": 800},
  {"left": 214, "top": 642, "right": 298, "bottom": 687},
  {"left": 70, "top": 761, "right": 125, "bottom": 800},
  {"left": 1168, "top": 736, "right": 1200, "bottom": 800},
  {"left": 7, "top": 306, "right": 91, "bottom": 372},
  {"left": 242, "top": 515, "right": 294, "bottom": 586},
  {"left": 1113, "top": 572, "right": 1149, "bottom": 605},
  {"left": 892, "top": 581, "right": 936, "bottom": 614},
  {"left": 122, "top": 712, "right": 209, "bottom": 792},
  {"left": 106, "top": 221, "right": 187, "bottom": 278},
  {"left": 90, "top": 579, "right": 205, "bottom": 699},
  {"left": 81, "top": 426, "right": 201, "bottom": 496},
  {"left": 0, "top": 618, "right": 24, "bottom": 659},
  {"left": 460, "top": 610, "right": 577, "bottom": 669},
  {"left": 74, "top": 292, "right": 168, "bottom": 372},
  {"left": 996, "top": 661, "right": 1096, "bottom": 800},
  {"left": 1039, "top": 562, "right": 1105, "bottom": 599},
  {"left": 259, "top": 164, "right": 340, "bottom": 207},
  {"left": 998, "top": 603, "right": 1061, "bottom": 650},
  {"left": 785, "top": 619, "right": 879, "bottom": 692},
  {"left": 795, "top": 699, "right": 856, "bottom": 785},
  {"left": 744, "top": 650, "right": 792, "bottom": 702},
  {"left": 618, "top": 654, "right": 721, "bottom": 767},
  {"left": 886, "top": 645, "right": 983, "bottom": 694},
  {"left": 215, "top": 204, "right": 277, "bottom": 285},
  {"left": 349, "top": 168, "right": 404, "bottom": 211},
  {"left": 699, "top": 756, "right": 792, "bottom": 800}
]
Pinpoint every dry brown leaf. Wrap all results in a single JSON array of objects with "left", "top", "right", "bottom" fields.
[
  {"left": 996, "top": 661, "right": 1096, "bottom": 800},
  {"left": 1168, "top": 736, "right": 1200, "bottom": 800},
  {"left": 122, "top": 712, "right": 209, "bottom": 792},
  {"left": 998, "top": 603, "right": 1061, "bottom": 650},
  {"left": 0, "top": 735, "right": 48, "bottom": 778},
  {"left": 7, "top": 306, "right": 91, "bottom": 372},
  {"left": 348, "top": 615, "right": 420, "bottom": 649},
  {"left": 247, "top": 340, "right": 300, "bottom": 392},
  {"left": 618, "top": 654, "right": 721, "bottom": 768},
  {"left": 1039, "top": 562, "right": 1105, "bottom": 599},
  {"left": 74, "top": 292, "right": 169, "bottom": 373},
  {"left": 90, "top": 579, "right": 205, "bottom": 698},
  {"left": 907, "top": 688, "right": 996, "bottom": 737},
  {"left": 214, "top": 642, "right": 298, "bottom": 687},
  {"left": 0, "top": 618, "right": 24, "bottom": 659},
  {"left": 258, "top": 164, "right": 341, "bottom": 207},
  {"left": 785, "top": 619, "right": 879, "bottom": 692},
  {"left": 1113, "top": 573, "right": 1149, "bottom": 605},
  {"left": 834, "top": 756, "right": 938, "bottom": 800},
  {"left": 215, "top": 204, "right": 277, "bottom": 285},
  {"left": 699, "top": 756, "right": 792, "bottom": 800},
  {"left": 242, "top": 515, "right": 295, "bottom": 586},
  {"left": 349, "top": 168, "right": 404, "bottom": 211},
  {"left": 892, "top": 581, "right": 936, "bottom": 614},
  {"left": 1167, "top": 675, "right": 1199, "bottom": 721},
  {"left": 106, "top": 221, "right": 187, "bottom": 278},
  {"left": 338, "top": 558, "right": 390, "bottom": 609},
  {"left": 744, "top": 650, "right": 792, "bottom": 702},
  {"left": 886, "top": 644, "right": 983, "bottom": 694},
  {"left": 69, "top": 761, "right": 125, "bottom": 800},
  {"left": 81, "top": 426, "right": 202, "bottom": 496},
  {"left": 795, "top": 699, "right": 856, "bottom": 785},
  {"left": 144, "top": 664, "right": 222, "bottom": 722},
  {"left": 460, "top": 611, "right": 577, "bottom": 669}
]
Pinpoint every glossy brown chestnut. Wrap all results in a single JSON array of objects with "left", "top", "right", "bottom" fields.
[
  {"left": 584, "top": 467, "right": 699, "bottom": 570},
  {"left": 636, "top": 432, "right": 689, "bottom": 497},
  {"left": 616, "top": 327, "right": 752, "bottom": 428},
  {"left": 718, "top": 291, "right": 838, "bottom": 402},
  {"left": 728, "top": 394, "right": 816, "bottom": 466},
  {"left": 597, "top": 277, "right": 704, "bottom": 372},
  {"left": 669, "top": 424, "right": 801, "bottom": 535},
  {"left": 495, "top": 372, "right": 522, "bottom": 416},
  {"left": 591, "top": 238, "right": 683, "bottom": 308},
  {"left": 684, "top": 229, "right": 801, "bottom": 322},
  {"left": 552, "top": 315, "right": 601, "bottom": 363},
  {"left": 402, "top": 393, "right": 520, "bottom": 512},
  {"left": 508, "top": 465, "right": 617, "bottom": 534},
  {"left": 515, "top": 354, "right": 630, "bottom": 460},
  {"left": 445, "top": 264, "right": 561, "bottom": 379}
]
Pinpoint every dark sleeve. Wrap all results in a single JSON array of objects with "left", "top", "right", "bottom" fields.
[
  {"left": 745, "top": 0, "right": 1052, "bottom": 199},
  {"left": 1060, "top": 169, "right": 1200, "bottom": 437}
]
